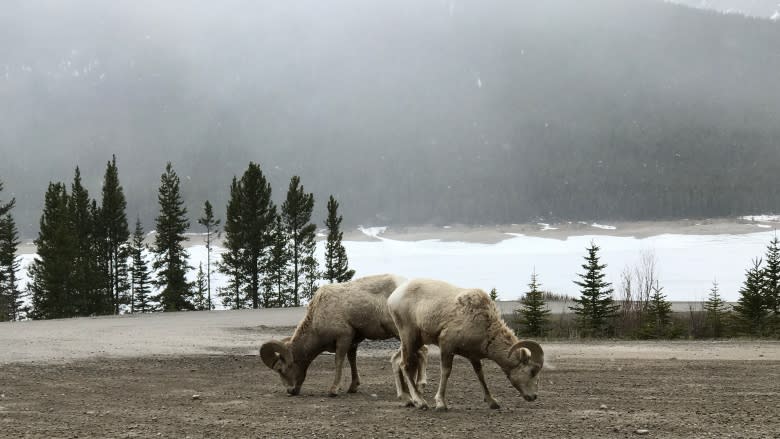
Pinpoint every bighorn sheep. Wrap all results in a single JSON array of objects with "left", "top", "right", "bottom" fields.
[
  {"left": 260, "top": 274, "right": 428, "bottom": 396},
  {"left": 388, "top": 278, "right": 544, "bottom": 410}
]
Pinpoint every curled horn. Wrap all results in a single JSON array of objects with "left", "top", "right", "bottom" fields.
[
  {"left": 260, "top": 340, "right": 292, "bottom": 369},
  {"left": 508, "top": 340, "right": 544, "bottom": 367}
]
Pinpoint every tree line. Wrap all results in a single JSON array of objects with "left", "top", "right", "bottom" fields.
[
  {"left": 0, "top": 158, "right": 355, "bottom": 320},
  {"left": 514, "top": 239, "right": 780, "bottom": 339}
]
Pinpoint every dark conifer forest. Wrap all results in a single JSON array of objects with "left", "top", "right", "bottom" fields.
[{"left": 1, "top": 0, "right": 779, "bottom": 236}]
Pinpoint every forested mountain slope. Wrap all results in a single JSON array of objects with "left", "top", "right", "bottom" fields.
[{"left": 2, "top": 0, "right": 779, "bottom": 235}]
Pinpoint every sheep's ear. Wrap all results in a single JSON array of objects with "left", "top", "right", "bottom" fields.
[{"left": 260, "top": 340, "right": 292, "bottom": 370}]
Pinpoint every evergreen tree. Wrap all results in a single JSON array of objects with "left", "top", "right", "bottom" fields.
[
  {"left": 152, "top": 162, "right": 192, "bottom": 311},
  {"left": 237, "top": 162, "right": 276, "bottom": 309},
  {"left": 489, "top": 287, "right": 499, "bottom": 301},
  {"left": 0, "top": 182, "right": 22, "bottom": 321},
  {"left": 639, "top": 282, "right": 673, "bottom": 339},
  {"left": 281, "top": 176, "right": 317, "bottom": 306},
  {"left": 197, "top": 200, "right": 220, "bottom": 310},
  {"left": 29, "top": 183, "right": 75, "bottom": 319},
  {"left": 762, "top": 235, "right": 780, "bottom": 328},
  {"left": 324, "top": 195, "right": 354, "bottom": 283},
  {"left": 69, "top": 168, "right": 106, "bottom": 315},
  {"left": 99, "top": 155, "right": 130, "bottom": 314},
  {"left": 218, "top": 177, "right": 246, "bottom": 309},
  {"left": 733, "top": 258, "right": 769, "bottom": 336},
  {"left": 570, "top": 241, "right": 619, "bottom": 337},
  {"left": 301, "top": 254, "right": 320, "bottom": 304},
  {"left": 130, "top": 217, "right": 153, "bottom": 313},
  {"left": 515, "top": 272, "right": 550, "bottom": 337},
  {"left": 192, "top": 262, "right": 209, "bottom": 311},
  {"left": 263, "top": 215, "right": 291, "bottom": 307},
  {"left": 703, "top": 280, "right": 728, "bottom": 338}
]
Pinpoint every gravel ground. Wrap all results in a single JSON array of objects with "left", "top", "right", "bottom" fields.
[{"left": 1, "top": 311, "right": 779, "bottom": 438}]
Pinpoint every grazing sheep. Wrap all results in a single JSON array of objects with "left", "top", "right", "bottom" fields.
[
  {"left": 260, "top": 274, "right": 428, "bottom": 396},
  {"left": 388, "top": 278, "right": 544, "bottom": 410}
]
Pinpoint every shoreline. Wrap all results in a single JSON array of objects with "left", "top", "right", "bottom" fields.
[{"left": 16, "top": 216, "right": 780, "bottom": 254}]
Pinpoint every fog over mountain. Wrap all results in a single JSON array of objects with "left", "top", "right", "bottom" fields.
[
  {"left": 667, "top": 0, "right": 780, "bottom": 18},
  {"left": 1, "top": 0, "right": 779, "bottom": 237}
]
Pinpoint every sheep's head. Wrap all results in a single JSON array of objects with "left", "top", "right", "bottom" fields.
[
  {"left": 260, "top": 339, "right": 305, "bottom": 395},
  {"left": 505, "top": 340, "right": 544, "bottom": 402}
]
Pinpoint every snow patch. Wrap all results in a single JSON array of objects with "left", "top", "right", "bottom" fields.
[
  {"left": 756, "top": 224, "right": 772, "bottom": 229},
  {"left": 537, "top": 223, "right": 559, "bottom": 231},
  {"left": 742, "top": 215, "right": 780, "bottom": 222},
  {"left": 771, "top": 10, "right": 779, "bottom": 20},
  {"left": 591, "top": 223, "right": 617, "bottom": 230},
  {"left": 358, "top": 226, "right": 387, "bottom": 239}
]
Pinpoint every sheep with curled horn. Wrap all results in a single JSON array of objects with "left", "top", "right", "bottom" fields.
[
  {"left": 388, "top": 278, "right": 544, "bottom": 410},
  {"left": 260, "top": 274, "right": 428, "bottom": 397}
]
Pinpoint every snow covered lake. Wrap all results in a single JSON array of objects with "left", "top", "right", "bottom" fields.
[{"left": 15, "top": 227, "right": 779, "bottom": 306}]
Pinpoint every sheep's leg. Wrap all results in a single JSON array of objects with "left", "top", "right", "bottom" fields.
[
  {"left": 328, "top": 338, "right": 350, "bottom": 397},
  {"left": 416, "top": 346, "right": 429, "bottom": 391},
  {"left": 391, "top": 349, "right": 414, "bottom": 406},
  {"left": 434, "top": 350, "right": 454, "bottom": 411},
  {"left": 399, "top": 339, "right": 428, "bottom": 409},
  {"left": 470, "top": 359, "right": 500, "bottom": 409},
  {"left": 347, "top": 343, "right": 360, "bottom": 393}
]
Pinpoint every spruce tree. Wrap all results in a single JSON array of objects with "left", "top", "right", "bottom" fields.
[
  {"left": 30, "top": 182, "right": 75, "bottom": 319},
  {"left": 489, "top": 287, "right": 499, "bottom": 301},
  {"left": 152, "top": 162, "right": 192, "bottom": 311},
  {"left": 733, "top": 258, "right": 769, "bottom": 336},
  {"left": 762, "top": 235, "right": 780, "bottom": 328},
  {"left": 70, "top": 168, "right": 104, "bottom": 315},
  {"left": 281, "top": 176, "right": 318, "bottom": 306},
  {"left": 0, "top": 182, "right": 22, "bottom": 321},
  {"left": 703, "top": 280, "right": 728, "bottom": 338},
  {"left": 192, "top": 262, "right": 209, "bottom": 311},
  {"left": 324, "top": 195, "right": 354, "bottom": 283},
  {"left": 130, "top": 217, "right": 153, "bottom": 313},
  {"left": 197, "top": 200, "right": 220, "bottom": 310},
  {"left": 639, "top": 282, "right": 673, "bottom": 339},
  {"left": 218, "top": 177, "right": 246, "bottom": 309},
  {"left": 99, "top": 155, "right": 130, "bottom": 314},
  {"left": 237, "top": 162, "right": 276, "bottom": 309},
  {"left": 263, "top": 214, "right": 291, "bottom": 307},
  {"left": 570, "top": 241, "right": 619, "bottom": 337},
  {"left": 515, "top": 272, "right": 550, "bottom": 337}
]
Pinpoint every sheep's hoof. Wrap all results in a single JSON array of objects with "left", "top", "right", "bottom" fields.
[
  {"left": 488, "top": 401, "right": 500, "bottom": 410},
  {"left": 347, "top": 386, "right": 359, "bottom": 394},
  {"left": 434, "top": 404, "right": 448, "bottom": 412},
  {"left": 416, "top": 401, "right": 429, "bottom": 410},
  {"left": 327, "top": 390, "right": 339, "bottom": 397},
  {"left": 402, "top": 400, "right": 415, "bottom": 408}
]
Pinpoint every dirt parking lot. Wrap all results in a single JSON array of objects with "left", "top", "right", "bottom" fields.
[{"left": 1, "top": 312, "right": 779, "bottom": 438}]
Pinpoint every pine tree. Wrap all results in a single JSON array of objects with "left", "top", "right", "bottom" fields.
[
  {"left": 515, "top": 272, "right": 550, "bottom": 337},
  {"left": 192, "top": 262, "right": 209, "bottom": 311},
  {"left": 263, "top": 215, "right": 291, "bottom": 307},
  {"left": 639, "top": 282, "right": 673, "bottom": 339},
  {"left": 570, "top": 241, "right": 619, "bottom": 337},
  {"left": 197, "top": 200, "right": 220, "bottom": 310},
  {"left": 733, "top": 258, "right": 769, "bottom": 336},
  {"left": 237, "top": 162, "right": 276, "bottom": 309},
  {"left": 30, "top": 182, "right": 75, "bottom": 319},
  {"left": 99, "top": 155, "right": 130, "bottom": 314},
  {"left": 762, "top": 235, "right": 780, "bottom": 329},
  {"left": 130, "top": 217, "right": 153, "bottom": 313},
  {"left": 218, "top": 177, "right": 246, "bottom": 309},
  {"left": 152, "top": 162, "right": 192, "bottom": 311},
  {"left": 324, "top": 195, "right": 354, "bottom": 283},
  {"left": 703, "top": 280, "right": 728, "bottom": 338},
  {"left": 281, "top": 176, "right": 318, "bottom": 306},
  {"left": 489, "top": 287, "right": 499, "bottom": 301},
  {"left": 0, "top": 182, "right": 22, "bottom": 321},
  {"left": 69, "top": 168, "right": 105, "bottom": 316}
]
